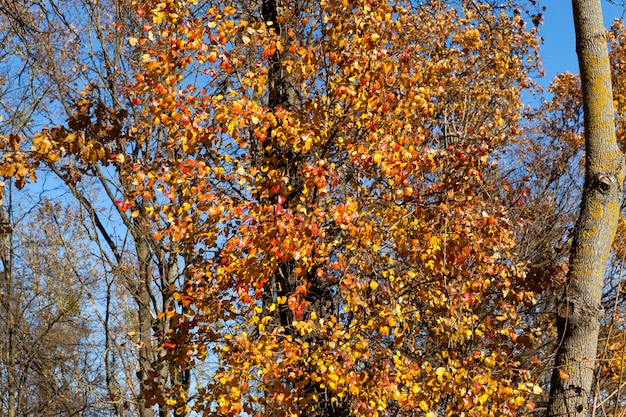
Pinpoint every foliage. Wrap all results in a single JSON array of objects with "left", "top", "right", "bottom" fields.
[
  {"left": 2, "top": 0, "right": 626, "bottom": 416},
  {"left": 118, "top": 0, "right": 546, "bottom": 415}
]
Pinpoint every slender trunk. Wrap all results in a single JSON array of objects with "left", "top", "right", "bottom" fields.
[
  {"left": 105, "top": 275, "right": 123, "bottom": 417},
  {"left": 1, "top": 205, "right": 16, "bottom": 417},
  {"left": 136, "top": 237, "right": 157, "bottom": 417},
  {"left": 136, "top": 225, "right": 183, "bottom": 417},
  {"left": 260, "top": 0, "right": 302, "bottom": 324},
  {"left": 547, "top": 1, "right": 626, "bottom": 416},
  {"left": 262, "top": 0, "right": 301, "bottom": 111}
]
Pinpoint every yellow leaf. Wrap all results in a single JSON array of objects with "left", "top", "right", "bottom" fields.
[{"left": 419, "top": 401, "right": 429, "bottom": 412}]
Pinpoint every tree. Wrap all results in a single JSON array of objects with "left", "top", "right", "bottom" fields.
[
  {"left": 547, "top": 1, "right": 626, "bottom": 416},
  {"left": 0, "top": 194, "right": 107, "bottom": 416},
  {"left": 124, "top": 0, "right": 546, "bottom": 415},
  {"left": 6, "top": 0, "right": 626, "bottom": 416}
]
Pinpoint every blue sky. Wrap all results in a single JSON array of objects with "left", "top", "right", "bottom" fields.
[{"left": 540, "top": 1, "right": 625, "bottom": 83}]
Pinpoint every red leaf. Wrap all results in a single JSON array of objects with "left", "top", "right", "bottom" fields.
[
  {"left": 288, "top": 295, "right": 299, "bottom": 311},
  {"left": 115, "top": 200, "right": 131, "bottom": 211}
]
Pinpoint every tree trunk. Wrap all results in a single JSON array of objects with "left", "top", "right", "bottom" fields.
[
  {"left": 262, "top": 0, "right": 301, "bottom": 111},
  {"left": 259, "top": 1, "right": 341, "bottom": 416},
  {"left": 136, "top": 235, "right": 157, "bottom": 417},
  {"left": 260, "top": 0, "right": 302, "bottom": 322},
  {"left": 547, "top": 1, "right": 626, "bottom": 416},
  {"left": 1, "top": 206, "right": 16, "bottom": 417}
]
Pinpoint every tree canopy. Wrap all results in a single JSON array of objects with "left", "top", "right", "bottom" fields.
[{"left": 0, "top": 0, "right": 625, "bottom": 416}]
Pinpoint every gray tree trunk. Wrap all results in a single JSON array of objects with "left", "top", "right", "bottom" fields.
[{"left": 547, "top": 1, "right": 626, "bottom": 416}]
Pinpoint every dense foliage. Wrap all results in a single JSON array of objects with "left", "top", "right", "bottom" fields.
[{"left": 0, "top": 0, "right": 626, "bottom": 416}]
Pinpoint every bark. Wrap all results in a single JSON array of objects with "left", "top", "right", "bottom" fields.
[
  {"left": 547, "top": 1, "right": 626, "bottom": 416},
  {"left": 262, "top": 0, "right": 301, "bottom": 111},
  {"left": 1, "top": 207, "right": 16, "bottom": 417},
  {"left": 132, "top": 236, "right": 156, "bottom": 417}
]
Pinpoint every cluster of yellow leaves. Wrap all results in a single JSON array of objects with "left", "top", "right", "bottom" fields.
[
  {"left": 0, "top": 134, "right": 32, "bottom": 193},
  {"left": 609, "top": 20, "right": 626, "bottom": 149}
]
